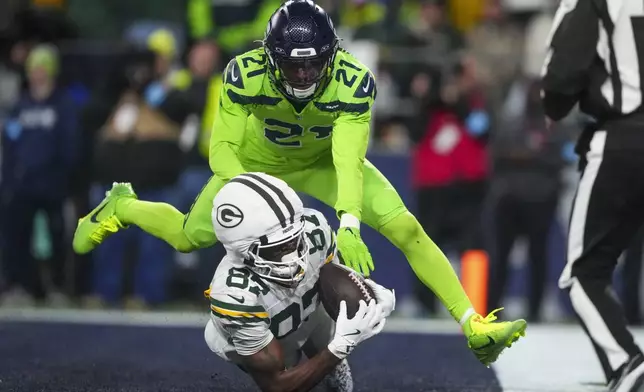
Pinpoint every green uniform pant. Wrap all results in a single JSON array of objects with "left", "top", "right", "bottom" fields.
[
  {"left": 184, "top": 155, "right": 408, "bottom": 248},
  {"left": 116, "top": 155, "right": 474, "bottom": 323}
]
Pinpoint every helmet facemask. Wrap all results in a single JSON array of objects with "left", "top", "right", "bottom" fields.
[
  {"left": 265, "top": 42, "right": 338, "bottom": 101},
  {"left": 262, "top": 1, "right": 340, "bottom": 102},
  {"left": 247, "top": 220, "right": 309, "bottom": 286},
  {"left": 277, "top": 52, "right": 332, "bottom": 100}
]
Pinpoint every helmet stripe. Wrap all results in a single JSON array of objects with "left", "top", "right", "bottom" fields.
[
  {"left": 229, "top": 178, "right": 287, "bottom": 227},
  {"left": 241, "top": 173, "right": 295, "bottom": 224}
]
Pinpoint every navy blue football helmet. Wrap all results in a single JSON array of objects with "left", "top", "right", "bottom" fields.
[{"left": 263, "top": 0, "right": 339, "bottom": 101}]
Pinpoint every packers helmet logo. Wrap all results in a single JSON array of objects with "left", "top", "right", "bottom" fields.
[{"left": 216, "top": 204, "right": 244, "bottom": 228}]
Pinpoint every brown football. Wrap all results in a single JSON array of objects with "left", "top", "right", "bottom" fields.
[{"left": 318, "top": 263, "right": 376, "bottom": 320}]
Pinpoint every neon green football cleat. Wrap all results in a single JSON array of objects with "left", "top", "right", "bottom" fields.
[
  {"left": 465, "top": 308, "right": 527, "bottom": 367},
  {"left": 72, "top": 182, "right": 137, "bottom": 254}
]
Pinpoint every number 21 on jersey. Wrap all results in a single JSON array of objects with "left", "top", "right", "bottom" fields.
[
  {"left": 263, "top": 58, "right": 371, "bottom": 148},
  {"left": 264, "top": 119, "right": 332, "bottom": 147}
]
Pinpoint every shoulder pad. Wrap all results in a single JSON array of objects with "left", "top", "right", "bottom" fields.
[
  {"left": 303, "top": 208, "right": 336, "bottom": 263},
  {"left": 223, "top": 48, "right": 268, "bottom": 98},
  {"left": 303, "top": 208, "right": 330, "bottom": 230},
  {"left": 207, "top": 264, "right": 271, "bottom": 324},
  {"left": 317, "top": 49, "right": 376, "bottom": 116}
]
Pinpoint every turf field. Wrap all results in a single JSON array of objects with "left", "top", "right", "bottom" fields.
[{"left": 0, "top": 309, "right": 626, "bottom": 391}]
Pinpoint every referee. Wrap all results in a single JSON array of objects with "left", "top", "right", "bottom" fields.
[{"left": 542, "top": 0, "right": 644, "bottom": 391}]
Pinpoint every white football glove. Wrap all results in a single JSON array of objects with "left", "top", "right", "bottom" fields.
[
  {"left": 327, "top": 299, "right": 385, "bottom": 359},
  {"left": 364, "top": 279, "right": 396, "bottom": 318}
]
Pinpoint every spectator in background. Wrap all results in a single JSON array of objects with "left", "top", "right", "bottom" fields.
[
  {"left": 167, "top": 39, "right": 225, "bottom": 300},
  {"left": 447, "top": 0, "right": 485, "bottom": 33},
  {"left": 402, "top": 0, "right": 465, "bottom": 99},
  {"left": 485, "top": 77, "right": 574, "bottom": 322},
  {"left": 1, "top": 0, "right": 78, "bottom": 77},
  {"left": 407, "top": 0, "right": 464, "bottom": 56},
  {"left": 466, "top": 0, "right": 523, "bottom": 114},
  {"left": 409, "top": 57, "right": 490, "bottom": 316},
  {"left": 0, "top": 0, "right": 31, "bottom": 115},
  {"left": 170, "top": 40, "right": 222, "bottom": 163},
  {"left": 186, "top": 0, "right": 280, "bottom": 62},
  {"left": 340, "top": 0, "right": 386, "bottom": 34},
  {"left": 11, "top": 0, "right": 78, "bottom": 44},
  {"left": 374, "top": 118, "right": 412, "bottom": 154},
  {"left": 522, "top": 0, "right": 557, "bottom": 79},
  {"left": 65, "top": 0, "right": 185, "bottom": 41},
  {"left": 314, "top": 0, "right": 341, "bottom": 24},
  {"left": 0, "top": 44, "right": 78, "bottom": 307},
  {"left": 0, "top": 44, "right": 24, "bottom": 121},
  {"left": 360, "top": 0, "right": 464, "bottom": 115},
  {"left": 88, "top": 29, "right": 193, "bottom": 310},
  {"left": 349, "top": 0, "right": 418, "bottom": 46}
]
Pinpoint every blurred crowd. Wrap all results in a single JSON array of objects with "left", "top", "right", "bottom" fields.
[{"left": 0, "top": 0, "right": 639, "bottom": 322}]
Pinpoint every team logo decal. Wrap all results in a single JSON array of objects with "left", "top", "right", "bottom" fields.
[{"left": 216, "top": 204, "right": 244, "bottom": 228}]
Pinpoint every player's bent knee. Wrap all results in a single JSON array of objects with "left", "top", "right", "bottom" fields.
[
  {"left": 378, "top": 211, "right": 426, "bottom": 252},
  {"left": 204, "top": 319, "right": 219, "bottom": 353},
  {"left": 170, "top": 229, "right": 199, "bottom": 253},
  {"left": 204, "top": 319, "right": 232, "bottom": 359},
  {"left": 175, "top": 240, "right": 198, "bottom": 253},
  {"left": 177, "top": 224, "right": 210, "bottom": 252}
]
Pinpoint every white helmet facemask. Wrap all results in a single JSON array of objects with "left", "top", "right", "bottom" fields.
[
  {"left": 246, "top": 218, "right": 309, "bottom": 286},
  {"left": 282, "top": 81, "right": 318, "bottom": 99}
]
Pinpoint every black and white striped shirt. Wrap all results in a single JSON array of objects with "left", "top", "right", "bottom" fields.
[{"left": 542, "top": 0, "right": 644, "bottom": 123}]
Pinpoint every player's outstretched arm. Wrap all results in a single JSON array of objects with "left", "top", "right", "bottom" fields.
[
  {"left": 209, "top": 59, "right": 251, "bottom": 180},
  {"left": 241, "top": 300, "right": 384, "bottom": 392},
  {"left": 331, "top": 63, "right": 378, "bottom": 276},
  {"left": 332, "top": 94, "right": 375, "bottom": 276},
  {"left": 333, "top": 115, "right": 373, "bottom": 276}
]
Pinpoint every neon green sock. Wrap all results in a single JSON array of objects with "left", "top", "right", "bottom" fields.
[
  {"left": 115, "top": 199, "right": 196, "bottom": 252},
  {"left": 379, "top": 212, "right": 475, "bottom": 325}
]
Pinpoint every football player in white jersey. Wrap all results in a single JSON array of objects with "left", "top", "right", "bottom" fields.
[{"left": 204, "top": 172, "right": 396, "bottom": 392}]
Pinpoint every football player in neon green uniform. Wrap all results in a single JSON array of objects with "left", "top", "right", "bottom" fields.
[{"left": 73, "top": 0, "right": 526, "bottom": 366}]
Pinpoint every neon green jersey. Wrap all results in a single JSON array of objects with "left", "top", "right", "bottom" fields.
[{"left": 209, "top": 47, "right": 376, "bottom": 219}]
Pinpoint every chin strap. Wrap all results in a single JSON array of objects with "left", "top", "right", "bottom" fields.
[{"left": 287, "top": 82, "right": 317, "bottom": 99}]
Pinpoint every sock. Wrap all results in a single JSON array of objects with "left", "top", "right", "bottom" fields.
[
  {"left": 379, "top": 212, "right": 475, "bottom": 326},
  {"left": 115, "top": 198, "right": 196, "bottom": 252},
  {"left": 324, "top": 359, "right": 353, "bottom": 392}
]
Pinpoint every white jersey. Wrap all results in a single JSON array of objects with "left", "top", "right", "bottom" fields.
[{"left": 204, "top": 208, "right": 337, "bottom": 362}]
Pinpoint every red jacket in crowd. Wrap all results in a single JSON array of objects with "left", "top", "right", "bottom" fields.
[{"left": 412, "top": 109, "right": 488, "bottom": 188}]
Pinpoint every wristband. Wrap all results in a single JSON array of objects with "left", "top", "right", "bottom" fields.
[
  {"left": 339, "top": 213, "right": 360, "bottom": 229},
  {"left": 327, "top": 338, "right": 352, "bottom": 359}
]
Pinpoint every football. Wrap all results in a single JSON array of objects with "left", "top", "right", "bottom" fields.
[{"left": 319, "top": 263, "right": 376, "bottom": 320}]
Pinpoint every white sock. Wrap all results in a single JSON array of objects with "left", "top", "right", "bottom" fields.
[{"left": 324, "top": 359, "right": 353, "bottom": 392}]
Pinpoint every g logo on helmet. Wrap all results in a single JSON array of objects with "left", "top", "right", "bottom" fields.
[{"left": 216, "top": 204, "right": 244, "bottom": 228}]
